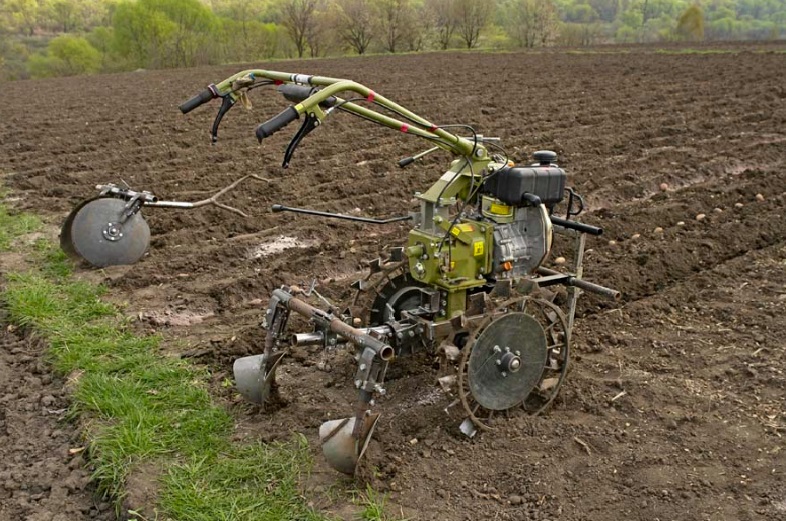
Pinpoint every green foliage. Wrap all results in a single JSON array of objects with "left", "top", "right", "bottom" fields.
[
  {"left": 28, "top": 33, "right": 101, "bottom": 77},
  {"left": 2, "top": 0, "right": 786, "bottom": 78},
  {"left": 677, "top": 4, "right": 705, "bottom": 41}
]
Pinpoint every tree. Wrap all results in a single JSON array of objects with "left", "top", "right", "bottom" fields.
[
  {"left": 426, "top": 0, "right": 457, "bottom": 49},
  {"left": 5, "top": 0, "right": 41, "bottom": 36},
  {"left": 145, "top": 0, "right": 216, "bottom": 67},
  {"left": 505, "top": 0, "right": 557, "bottom": 48},
  {"left": 334, "top": 0, "right": 375, "bottom": 54},
  {"left": 281, "top": 0, "right": 319, "bottom": 58},
  {"left": 676, "top": 4, "right": 704, "bottom": 40},
  {"left": 112, "top": 1, "right": 176, "bottom": 68},
  {"left": 50, "top": 0, "right": 78, "bottom": 32},
  {"left": 375, "top": 0, "right": 412, "bottom": 53},
  {"left": 454, "top": 0, "right": 494, "bottom": 48},
  {"left": 28, "top": 34, "right": 100, "bottom": 77}
]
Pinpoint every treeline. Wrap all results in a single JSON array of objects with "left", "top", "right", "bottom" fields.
[{"left": 1, "top": 0, "right": 784, "bottom": 80}]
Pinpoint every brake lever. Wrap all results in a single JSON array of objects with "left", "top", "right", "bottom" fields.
[
  {"left": 211, "top": 95, "right": 236, "bottom": 144},
  {"left": 282, "top": 113, "right": 320, "bottom": 168}
]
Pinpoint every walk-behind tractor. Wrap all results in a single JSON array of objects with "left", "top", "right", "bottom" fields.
[{"left": 61, "top": 69, "right": 619, "bottom": 475}]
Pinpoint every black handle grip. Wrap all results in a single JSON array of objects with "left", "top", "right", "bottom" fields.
[
  {"left": 179, "top": 87, "right": 215, "bottom": 114},
  {"left": 256, "top": 106, "right": 299, "bottom": 142},
  {"left": 271, "top": 204, "right": 284, "bottom": 212},
  {"left": 398, "top": 157, "right": 415, "bottom": 168},
  {"left": 550, "top": 216, "right": 603, "bottom": 236}
]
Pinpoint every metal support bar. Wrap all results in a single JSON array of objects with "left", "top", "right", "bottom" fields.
[
  {"left": 272, "top": 204, "right": 413, "bottom": 224},
  {"left": 536, "top": 266, "right": 620, "bottom": 301}
]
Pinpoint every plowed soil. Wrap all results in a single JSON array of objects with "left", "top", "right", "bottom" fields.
[{"left": 2, "top": 45, "right": 785, "bottom": 520}]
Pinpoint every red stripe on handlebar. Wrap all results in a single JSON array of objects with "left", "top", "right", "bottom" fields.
[
  {"left": 401, "top": 124, "right": 409, "bottom": 133},
  {"left": 274, "top": 80, "right": 283, "bottom": 85},
  {"left": 367, "top": 91, "right": 375, "bottom": 102}
]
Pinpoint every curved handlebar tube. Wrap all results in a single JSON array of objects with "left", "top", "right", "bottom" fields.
[{"left": 180, "top": 70, "right": 485, "bottom": 159}]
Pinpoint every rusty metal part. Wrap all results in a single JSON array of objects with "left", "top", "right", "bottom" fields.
[{"left": 273, "top": 289, "right": 394, "bottom": 361}]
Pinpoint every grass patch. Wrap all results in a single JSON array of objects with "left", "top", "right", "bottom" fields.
[
  {"left": 0, "top": 199, "right": 326, "bottom": 520},
  {"left": 354, "top": 485, "right": 408, "bottom": 521},
  {"left": 0, "top": 202, "right": 42, "bottom": 251},
  {"left": 653, "top": 48, "right": 736, "bottom": 55}
]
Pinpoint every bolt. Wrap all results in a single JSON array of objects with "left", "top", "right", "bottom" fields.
[
  {"left": 493, "top": 345, "right": 501, "bottom": 353},
  {"left": 397, "top": 332, "right": 404, "bottom": 339},
  {"left": 359, "top": 364, "right": 366, "bottom": 371},
  {"left": 515, "top": 351, "right": 521, "bottom": 356},
  {"left": 496, "top": 359, "right": 502, "bottom": 366},
  {"left": 502, "top": 371, "right": 507, "bottom": 377},
  {"left": 355, "top": 379, "right": 362, "bottom": 387},
  {"left": 505, "top": 346, "right": 510, "bottom": 352}
]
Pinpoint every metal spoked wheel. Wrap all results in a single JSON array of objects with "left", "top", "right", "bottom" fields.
[{"left": 457, "top": 296, "right": 570, "bottom": 431}]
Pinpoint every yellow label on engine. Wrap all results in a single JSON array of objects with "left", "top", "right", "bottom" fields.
[
  {"left": 451, "top": 223, "right": 475, "bottom": 237},
  {"left": 489, "top": 202, "right": 513, "bottom": 216},
  {"left": 473, "top": 241, "right": 484, "bottom": 256}
]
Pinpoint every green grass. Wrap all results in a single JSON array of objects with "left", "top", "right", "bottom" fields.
[
  {"left": 0, "top": 199, "right": 326, "bottom": 520},
  {"left": 353, "top": 485, "right": 409, "bottom": 521},
  {"left": 0, "top": 202, "right": 41, "bottom": 250}
]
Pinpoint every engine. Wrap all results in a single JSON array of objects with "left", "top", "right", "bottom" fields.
[{"left": 404, "top": 152, "right": 567, "bottom": 317}]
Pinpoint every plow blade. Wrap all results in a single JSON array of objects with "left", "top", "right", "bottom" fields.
[
  {"left": 233, "top": 351, "right": 286, "bottom": 404},
  {"left": 319, "top": 413, "right": 380, "bottom": 475}
]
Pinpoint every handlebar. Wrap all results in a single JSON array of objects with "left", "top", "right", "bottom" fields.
[
  {"left": 550, "top": 216, "right": 603, "bottom": 236},
  {"left": 179, "top": 86, "right": 216, "bottom": 114},
  {"left": 179, "top": 69, "right": 484, "bottom": 159}
]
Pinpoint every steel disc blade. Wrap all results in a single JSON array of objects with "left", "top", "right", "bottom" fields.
[
  {"left": 468, "top": 312, "right": 548, "bottom": 410},
  {"left": 61, "top": 197, "right": 100, "bottom": 260},
  {"left": 68, "top": 198, "right": 150, "bottom": 267}
]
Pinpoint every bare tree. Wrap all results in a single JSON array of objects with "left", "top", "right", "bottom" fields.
[
  {"left": 426, "top": 0, "right": 457, "bottom": 50},
  {"left": 375, "top": 0, "right": 411, "bottom": 53},
  {"left": 454, "top": 0, "right": 493, "bottom": 49},
  {"left": 506, "top": 0, "right": 557, "bottom": 48},
  {"left": 335, "top": 0, "right": 375, "bottom": 55},
  {"left": 281, "top": 0, "right": 319, "bottom": 58}
]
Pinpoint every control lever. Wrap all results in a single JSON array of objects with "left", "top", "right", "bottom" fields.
[
  {"left": 211, "top": 96, "right": 236, "bottom": 143},
  {"left": 398, "top": 146, "right": 440, "bottom": 168},
  {"left": 283, "top": 113, "right": 320, "bottom": 168}
]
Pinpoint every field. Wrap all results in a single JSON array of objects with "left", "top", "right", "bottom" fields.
[{"left": 1, "top": 44, "right": 785, "bottom": 520}]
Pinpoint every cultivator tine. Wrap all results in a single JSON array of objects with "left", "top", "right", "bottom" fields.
[
  {"left": 319, "top": 412, "right": 381, "bottom": 475},
  {"left": 232, "top": 351, "right": 286, "bottom": 405}
]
